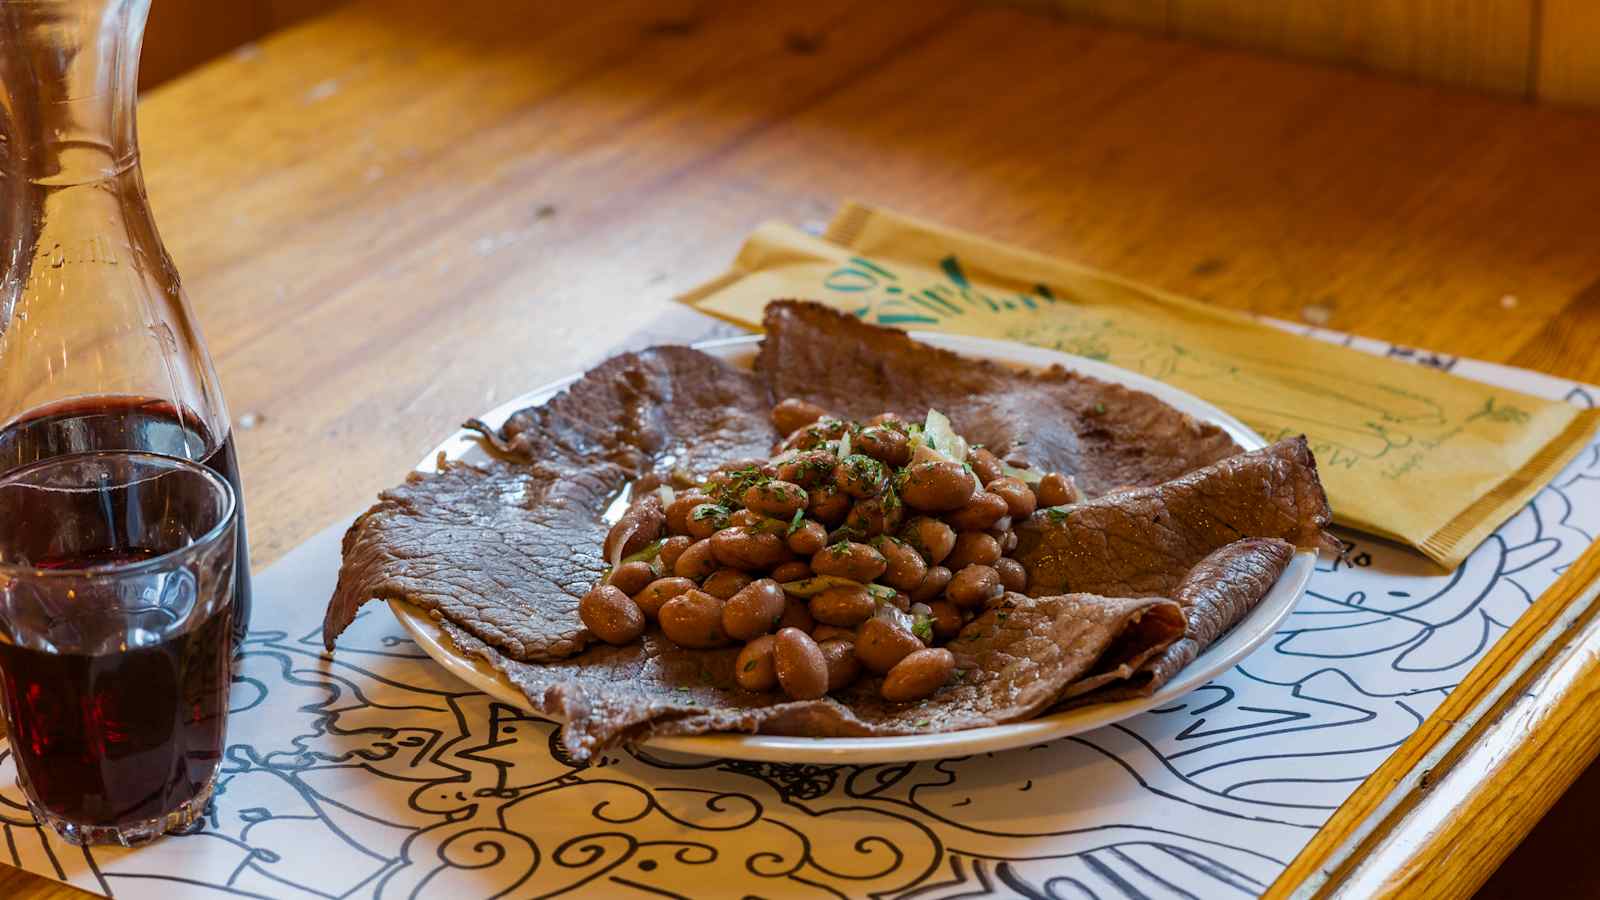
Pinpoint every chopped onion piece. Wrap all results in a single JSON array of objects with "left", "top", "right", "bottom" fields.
[
  {"left": 780, "top": 576, "right": 897, "bottom": 602},
  {"left": 837, "top": 428, "right": 852, "bottom": 459},
  {"left": 864, "top": 583, "right": 899, "bottom": 602},
  {"left": 780, "top": 575, "right": 854, "bottom": 597},
  {"left": 1000, "top": 462, "right": 1042, "bottom": 485},
  {"left": 922, "top": 409, "right": 969, "bottom": 463},
  {"left": 874, "top": 601, "right": 914, "bottom": 632},
  {"left": 657, "top": 485, "right": 676, "bottom": 507},
  {"left": 603, "top": 538, "right": 664, "bottom": 583},
  {"left": 748, "top": 516, "right": 791, "bottom": 535},
  {"left": 620, "top": 540, "right": 662, "bottom": 566}
]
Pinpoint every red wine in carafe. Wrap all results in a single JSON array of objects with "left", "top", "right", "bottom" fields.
[{"left": 0, "top": 396, "right": 252, "bottom": 648}]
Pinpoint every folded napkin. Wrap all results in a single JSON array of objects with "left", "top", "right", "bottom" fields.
[{"left": 681, "top": 202, "right": 1598, "bottom": 569}]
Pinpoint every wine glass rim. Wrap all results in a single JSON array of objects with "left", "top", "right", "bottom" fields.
[{"left": 0, "top": 449, "right": 237, "bottom": 578}]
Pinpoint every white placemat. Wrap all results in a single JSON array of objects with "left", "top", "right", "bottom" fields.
[{"left": 3, "top": 323, "right": 1595, "bottom": 899}]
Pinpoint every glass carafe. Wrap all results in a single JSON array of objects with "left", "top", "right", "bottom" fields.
[{"left": 0, "top": 0, "right": 251, "bottom": 648}]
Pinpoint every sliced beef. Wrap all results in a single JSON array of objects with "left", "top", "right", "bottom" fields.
[
  {"left": 438, "top": 591, "right": 1183, "bottom": 762},
  {"left": 322, "top": 300, "right": 1334, "bottom": 754},
  {"left": 1015, "top": 436, "right": 1334, "bottom": 597},
  {"left": 322, "top": 346, "right": 777, "bottom": 659},
  {"left": 473, "top": 345, "right": 776, "bottom": 480},
  {"left": 1060, "top": 537, "right": 1293, "bottom": 701},
  {"left": 755, "top": 300, "right": 1242, "bottom": 495},
  {"left": 323, "top": 457, "right": 610, "bottom": 661}
]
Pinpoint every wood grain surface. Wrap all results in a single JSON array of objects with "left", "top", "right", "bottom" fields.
[
  {"left": 1167, "top": 0, "right": 1535, "bottom": 95},
  {"left": 1011, "top": 0, "right": 1600, "bottom": 106},
  {"left": 5, "top": 0, "right": 1600, "bottom": 896},
  {"left": 139, "top": 0, "right": 339, "bottom": 88}
]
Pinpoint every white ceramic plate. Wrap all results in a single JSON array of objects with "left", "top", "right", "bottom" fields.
[{"left": 390, "top": 333, "right": 1315, "bottom": 763}]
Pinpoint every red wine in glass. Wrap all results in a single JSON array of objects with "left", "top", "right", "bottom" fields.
[
  {"left": 0, "top": 396, "right": 252, "bottom": 649},
  {"left": 0, "top": 450, "right": 239, "bottom": 845},
  {"left": 0, "top": 599, "right": 232, "bottom": 831}
]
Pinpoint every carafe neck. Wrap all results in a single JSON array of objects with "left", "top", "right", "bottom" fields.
[{"left": 0, "top": 0, "right": 149, "bottom": 186}]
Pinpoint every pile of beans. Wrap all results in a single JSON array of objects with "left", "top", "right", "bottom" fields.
[{"left": 579, "top": 399, "right": 1080, "bottom": 704}]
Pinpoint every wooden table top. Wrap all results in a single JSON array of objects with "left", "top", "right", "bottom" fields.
[{"left": 7, "top": 0, "right": 1600, "bottom": 896}]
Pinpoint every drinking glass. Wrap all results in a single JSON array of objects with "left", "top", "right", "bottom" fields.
[{"left": 0, "top": 451, "right": 237, "bottom": 847}]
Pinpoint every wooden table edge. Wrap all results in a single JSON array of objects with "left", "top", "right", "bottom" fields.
[{"left": 1267, "top": 532, "right": 1600, "bottom": 898}]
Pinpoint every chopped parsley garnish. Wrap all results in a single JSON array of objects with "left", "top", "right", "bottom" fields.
[
  {"left": 787, "top": 508, "right": 806, "bottom": 534},
  {"left": 708, "top": 466, "right": 769, "bottom": 506},
  {"left": 828, "top": 525, "right": 864, "bottom": 544},
  {"left": 691, "top": 504, "right": 730, "bottom": 522},
  {"left": 1045, "top": 506, "right": 1073, "bottom": 522},
  {"left": 743, "top": 659, "right": 758, "bottom": 672},
  {"left": 842, "top": 454, "right": 887, "bottom": 486},
  {"left": 1093, "top": 402, "right": 1107, "bottom": 415},
  {"left": 912, "top": 617, "right": 933, "bottom": 642}
]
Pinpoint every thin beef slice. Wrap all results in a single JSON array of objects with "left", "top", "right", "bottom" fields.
[
  {"left": 1015, "top": 436, "right": 1334, "bottom": 598},
  {"left": 755, "top": 300, "right": 1241, "bottom": 495},
  {"left": 325, "top": 457, "right": 615, "bottom": 662},
  {"left": 439, "top": 592, "right": 1183, "bottom": 763},
  {"left": 1060, "top": 537, "right": 1293, "bottom": 700},
  {"left": 322, "top": 346, "right": 777, "bottom": 660}
]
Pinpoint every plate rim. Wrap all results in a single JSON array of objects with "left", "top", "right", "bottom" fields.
[{"left": 389, "top": 331, "right": 1315, "bottom": 763}]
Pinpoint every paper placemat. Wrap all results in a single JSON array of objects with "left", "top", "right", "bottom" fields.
[{"left": 2, "top": 325, "right": 1595, "bottom": 899}]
